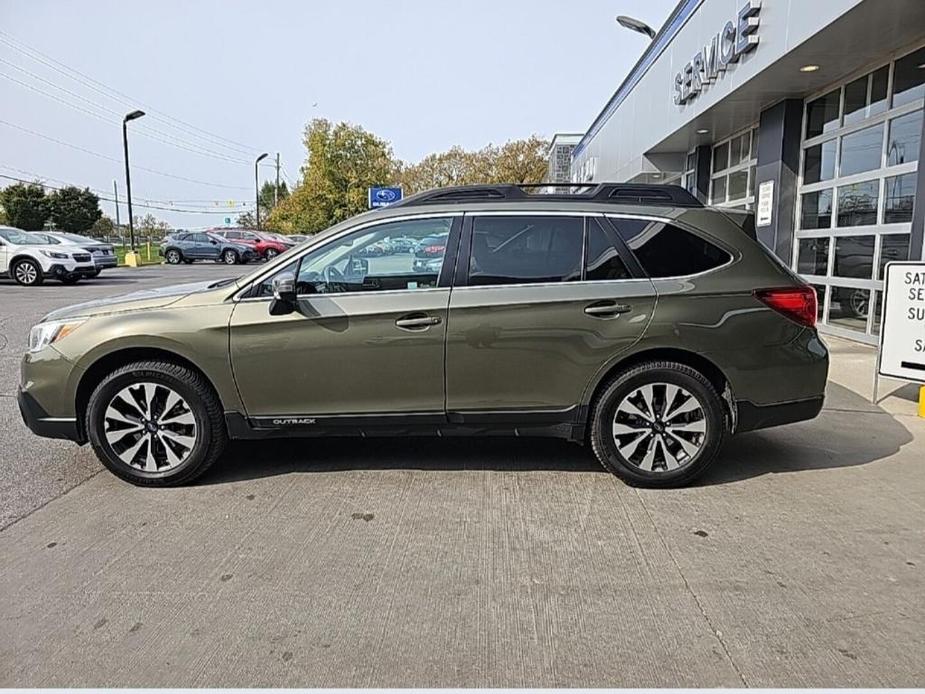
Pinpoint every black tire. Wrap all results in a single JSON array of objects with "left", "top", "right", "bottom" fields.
[
  {"left": 91, "top": 269, "right": 102, "bottom": 278},
  {"left": 264, "top": 248, "right": 279, "bottom": 260},
  {"left": 165, "top": 248, "right": 183, "bottom": 265},
  {"left": 222, "top": 249, "right": 239, "bottom": 265},
  {"left": 589, "top": 361, "right": 727, "bottom": 488},
  {"left": 11, "top": 258, "right": 44, "bottom": 286},
  {"left": 59, "top": 275, "right": 80, "bottom": 285},
  {"left": 182, "top": 259, "right": 194, "bottom": 265},
  {"left": 85, "top": 360, "right": 227, "bottom": 486}
]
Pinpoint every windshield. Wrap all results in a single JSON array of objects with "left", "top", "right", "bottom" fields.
[
  {"left": 59, "top": 233, "right": 95, "bottom": 243},
  {"left": 0, "top": 228, "right": 47, "bottom": 245}
]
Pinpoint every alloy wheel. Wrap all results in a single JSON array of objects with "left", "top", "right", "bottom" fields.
[
  {"left": 166, "top": 250, "right": 180, "bottom": 264},
  {"left": 223, "top": 250, "right": 237, "bottom": 264},
  {"left": 612, "top": 383, "right": 706, "bottom": 473},
  {"left": 265, "top": 248, "right": 278, "bottom": 259},
  {"left": 14, "top": 262, "right": 38, "bottom": 285},
  {"left": 103, "top": 382, "right": 197, "bottom": 472}
]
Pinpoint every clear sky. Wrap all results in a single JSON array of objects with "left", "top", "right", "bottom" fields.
[{"left": 0, "top": 0, "right": 675, "bottom": 229}]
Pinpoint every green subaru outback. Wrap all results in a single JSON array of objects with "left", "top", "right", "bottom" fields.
[{"left": 19, "top": 184, "right": 828, "bottom": 487}]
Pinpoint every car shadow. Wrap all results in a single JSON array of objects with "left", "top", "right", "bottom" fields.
[{"left": 199, "top": 382, "right": 915, "bottom": 487}]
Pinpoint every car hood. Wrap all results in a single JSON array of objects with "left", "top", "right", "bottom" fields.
[{"left": 41, "top": 279, "right": 235, "bottom": 322}]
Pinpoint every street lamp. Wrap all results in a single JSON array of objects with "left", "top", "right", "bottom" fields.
[
  {"left": 255, "top": 152, "right": 268, "bottom": 230},
  {"left": 616, "top": 15, "right": 656, "bottom": 39},
  {"left": 122, "top": 109, "right": 145, "bottom": 251}
]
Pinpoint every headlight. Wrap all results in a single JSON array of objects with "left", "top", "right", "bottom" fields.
[
  {"left": 40, "top": 250, "right": 69, "bottom": 260},
  {"left": 28, "top": 319, "right": 86, "bottom": 353}
]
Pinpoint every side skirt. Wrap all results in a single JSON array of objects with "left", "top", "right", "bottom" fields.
[{"left": 225, "top": 407, "right": 584, "bottom": 442}]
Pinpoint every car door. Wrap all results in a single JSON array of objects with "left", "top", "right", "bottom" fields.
[
  {"left": 229, "top": 214, "right": 462, "bottom": 422},
  {"left": 190, "top": 233, "right": 217, "bottom": 259},
  {"left": 444, "top": 213, "right": 656, "bottom": 423},
  {"left": 0, "top": 238, "right": 7, "bottom": 274}
]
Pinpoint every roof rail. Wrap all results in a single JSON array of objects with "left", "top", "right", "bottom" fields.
[{"left": 392, "top": 182, "right": 703, "bottom": 208}]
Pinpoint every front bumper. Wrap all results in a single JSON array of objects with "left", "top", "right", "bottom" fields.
[
  {"left": 46, "top": 262, "right": 97, "bottom": 278},
  {"left": 18, "top": 388, "right": 82, "bottom": 442}
]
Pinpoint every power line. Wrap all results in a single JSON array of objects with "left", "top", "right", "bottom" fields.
[
  {"left": 0, "top": 118, "right": 251, "bottom": 190},
  {"left": 0, "top": 173, "right": 256, "bottom": 215},
  {"left": 0, "top": 29, "right": 261, "bottom": 158},
  {"left": 0, "top": 69, "right": 252, "bottom": 165}
]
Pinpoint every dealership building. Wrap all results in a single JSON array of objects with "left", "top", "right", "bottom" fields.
[{"left": 568, "top": 0, "right": 925, "bottom": 343}]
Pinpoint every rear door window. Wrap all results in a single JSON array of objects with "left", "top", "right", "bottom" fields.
[
  {"left": 468, "top": 215, "right": 582, "bottom": 286},
  {"left": 609, "top": 218, "right": 730, "bottom": 278}
]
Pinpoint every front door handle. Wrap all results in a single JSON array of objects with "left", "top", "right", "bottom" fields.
[
  {"left": 584, "top": 301, "right": 631, "bottom": 318},
  {"left": 395, "top": 313, "right": 442, "bottom": 330}
]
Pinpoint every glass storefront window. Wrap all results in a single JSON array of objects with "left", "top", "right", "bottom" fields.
[
  {"left": 713, "top": 142, "right": 729, "bottom": 172},
  {"left": 748, "top": 165, "right": 756, "bottom": 198},
  {"left": 727, "top": 170, "right": 748, "bottom": 200},
  {"left": 844, "top": 66, "right": 889, "bottom": 126},
  {"left": 833, "top": 236, "right": 875, "bottom": 279},
  {"left": 836, "top": 180, "right": 879, "bottom": 227},
  {"left": 891, "top": 46, "right": 925, "bottom": 108},
  {"left": 828, "top": 287, "right": 870, "bottom": 332},
  {"left": 801, "top": 190, "right": 833, "bottom": 229},
  {"left": 886, "top": 110, "right": 922, "bottom": 166},
  {"left": 806, "top": 89, "right": 841, "bottom": 139},
  {"left": 797, "top": 238, "right": 830, "bottom": 275},
  {"left": 878, "top": 234, "right": 911, "bottom": 279},
  {"left": 871, "top": 290, "right": 883, "bottom": 336},
  {"left": 803, "top": 139, "right": 837, "bottom": 184},
  {"left": 711, "top": 175, "right": 726, "bottom": 203},
  {"left": 839, "top": 124, "right": 884, "bottom": 176},
  {"left": 729, "top": 136, "right": 742, "bottom": 166},
  {"left": 812, "top": 284, "right": 827, "bottom": 323},
  {"left": 884, "top": 173, "right": 917, "bottom": 224}
]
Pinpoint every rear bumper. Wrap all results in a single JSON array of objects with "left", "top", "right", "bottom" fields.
[
  {"left": 92, "top": 256, "right": 118, "bottom": 269},
  {"left": 18, "top": 388, "right": 82, "bottom": 442},
  {"left": 736, "top": 395, "right": 825, "bottom": 433}
]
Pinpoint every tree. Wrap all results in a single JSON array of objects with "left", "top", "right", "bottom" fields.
[
  {"left": 133, "top": 213, "right": 171, "bottom": 238},
  {"left": 0, "top": 182, "right": 51, "bottom": 230},
  {"left": 49, "top": 186, "right": 102, "bottom": 233},
  {"left": 267, "top": 119, "right": 396, "bottom": 233},
  {"left": 90, "top": 215, "right": 116, "bottom": 238},
  {"left": 237, "top": 181, "right": 289, "bottom": 227}
]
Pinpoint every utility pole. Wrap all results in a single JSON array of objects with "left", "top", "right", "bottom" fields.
[
  {"left": 113, "top": 180, "right": 121, "bottom": 233},
  {"left": 275, "top": 153, "right": 280, "bottom": 207}
]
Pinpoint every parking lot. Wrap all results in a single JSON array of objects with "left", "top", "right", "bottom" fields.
[{"left": 1, "top": 264, "right": 924, "bottom": 687}]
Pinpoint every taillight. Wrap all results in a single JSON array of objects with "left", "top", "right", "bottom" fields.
[{"left": 755, "top": 286, "right": 818, "bottom": 328}]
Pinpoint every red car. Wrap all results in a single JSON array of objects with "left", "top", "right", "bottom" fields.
[{"left": 211, "top": 228, "right": 292, "bottom": 260}]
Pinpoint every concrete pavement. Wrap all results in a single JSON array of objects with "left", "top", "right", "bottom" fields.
[{"left": 1, "top": 267, "right": 923, "bottom": 686}]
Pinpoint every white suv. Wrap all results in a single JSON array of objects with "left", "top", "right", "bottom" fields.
[{"left": 0, "top": 226, "right": 96, "bottom": 286}]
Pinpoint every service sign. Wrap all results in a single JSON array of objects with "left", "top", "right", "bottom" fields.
[{"left": 878, "top": 262, "right": 925, "bottom": 384}]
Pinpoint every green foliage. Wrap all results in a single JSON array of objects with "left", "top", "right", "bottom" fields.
[
  {"left": 0, "top": 182, "right": 52, "bottom": 230},
  {"left": 267, "top": 119, "right": 395, "bottom": 233},
  {"left": 90, "top": 215, "right": 116, "bottom": 237},
  {"left": 237, "top": 181, "right": 289, "bottom": 227},
  {"left": 49, "top": 186, "right": 102, "bottom": 233},
  {"left": 133, "top": 213, "right": 171, "bottom": 238}
]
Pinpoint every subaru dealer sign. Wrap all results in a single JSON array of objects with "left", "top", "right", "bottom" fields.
[{"left": 368, "top": 186, "right": 403, "bottom": 209}]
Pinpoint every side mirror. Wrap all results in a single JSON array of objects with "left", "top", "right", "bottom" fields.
[
  {"left": 210, "top": 240, "right": 218, "bottom": 245},
  {"left": 270, "top": 272, "right": 297, "bottom": 316}
]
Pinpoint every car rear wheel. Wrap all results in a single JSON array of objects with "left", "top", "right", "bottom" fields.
[
  {"left": 264, "top": 248, "right": 279, "bottom": 260},
  {"left": 165, "top": 249, "right": 182, "bottom": 264},
  {"left": 590, "top": 361, "right": 726, "bottom": 488},
  {"left": 86, "top": 360, "right": 227, "bottom": 486},
  {"left": 12, "top": 259, "right": 43, "bottom": 286},
  {"left": 222, "top": 249, "right": 239, "bottom": 264}
]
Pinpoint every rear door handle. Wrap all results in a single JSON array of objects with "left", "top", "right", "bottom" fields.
[
  {"left": 584, "top": 301, "right": 631, "bottom": 318},
  {"left": 395, "top": 313, "right": 442, "bottom": 330}
]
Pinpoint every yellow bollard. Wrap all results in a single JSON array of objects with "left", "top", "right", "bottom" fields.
[
  {"left": 124, "top": 250, "right": 140, "bottom": 267},
  {"left": 919, "top": 386, "right": 925, "bottom": 419}
]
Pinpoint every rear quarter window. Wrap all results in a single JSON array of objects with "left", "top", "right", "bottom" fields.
[{"left": 609, "top": 218, "right": 730, "bottom": 278}]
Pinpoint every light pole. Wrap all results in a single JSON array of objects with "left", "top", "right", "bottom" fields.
[
  {"left": 616, "top": 15, "right": 656, "bottom": 39},
  {"left": 122, "top": 109, "right": 145, "bottom": 251},
  {"left": 255, "top": 152, "right": 268, "bottom": 229}
]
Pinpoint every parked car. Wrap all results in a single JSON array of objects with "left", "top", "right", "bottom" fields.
[
  {"left": 31, "top": 231, "right": 117, "bottom": 276},
  {"left": 159, "top": 231, "right": 256, "bottom": 265},
  {"left": 289, "top": 235, "right": 309, "bottom": 244},
  {"left": 210, "top": 228, "right": 290, "bottom": 260},
  {"left": 19, "top": 183, "right": 828, "bottom": 488},
  {"left": 0, "top": 225, "right": 96, "bottom": 285},
  {"left": 388, "top": 236, "right": 417, "bottom": 253},
  {"left": 412, "top": 232, "right": 449, "bottom": 272}
]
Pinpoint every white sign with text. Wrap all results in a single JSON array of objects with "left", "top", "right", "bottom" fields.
[{"left": 878, "top": 261, "right": 925, "bottom": 384}]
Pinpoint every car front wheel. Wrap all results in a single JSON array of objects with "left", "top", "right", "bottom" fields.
[
  {"left": 590, "top": 361, "right": 726, "bottom": 488},
  {"left": 12, "top": 259, "right": 44, "bottom": 286},
  {"left": 165, "top": 249, "right": 182, "bottom": 264},
  {"left": 86, "top": 360, "right": 227, "bottom": 486}
]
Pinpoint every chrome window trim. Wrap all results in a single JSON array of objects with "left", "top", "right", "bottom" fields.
[{"left": 230, "top": 211, "right": 463, "bottom": 301}]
